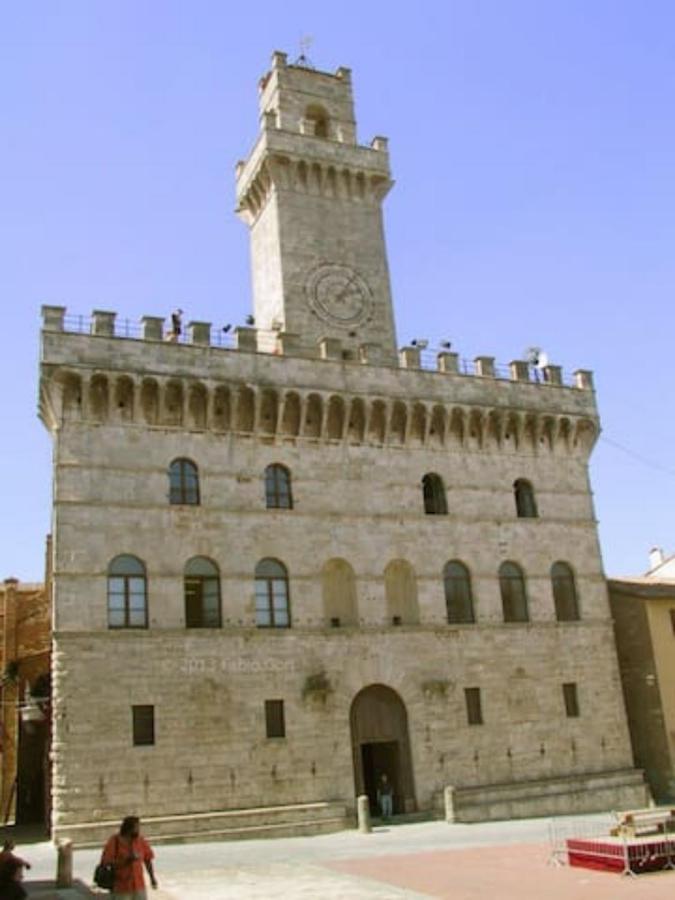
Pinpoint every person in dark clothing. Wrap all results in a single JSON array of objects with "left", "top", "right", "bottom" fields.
[
  {"left": 169, "top": 309, "right": 183, "bottom": 342},
  {"left": 0, "top": 841, "right": 30, "bottom": 874},
  {"left": 0, "top": 859, "right": 27, "bottom": 899},
  {"left": 376, "top": 773, "right": 394, "bottom": 819}
]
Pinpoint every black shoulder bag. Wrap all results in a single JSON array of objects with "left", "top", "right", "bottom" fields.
[{"left": 93, "top": 836, "right": 117, "bottom": 890}]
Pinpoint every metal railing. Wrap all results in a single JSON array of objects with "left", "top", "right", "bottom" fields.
[
  {"left": 58, "top": 315, "right": 572, "bottom": 385},
  {"left": 548, "top": 813, "right": 675, "bottom": 875}
]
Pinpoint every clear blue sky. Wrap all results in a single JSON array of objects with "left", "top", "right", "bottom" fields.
[{"left": 2, "top": 1, "right": 674, "bottom": 581}]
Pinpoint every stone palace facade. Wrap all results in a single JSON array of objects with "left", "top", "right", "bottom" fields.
[{"left": 39, "top": 51, "right": 645, "bottom": 843}]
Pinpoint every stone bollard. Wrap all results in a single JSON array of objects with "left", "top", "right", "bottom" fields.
[
  {"left": 444, "top": 785, "right": 456, "bottom": 823},
  {"left": 56, "top": 838, "right": 73, "bottom": 888},
  {"left": 357, "top": 794, "right": 372, "bottom": 833}
]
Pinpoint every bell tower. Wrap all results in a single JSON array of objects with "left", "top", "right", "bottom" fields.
[{"left": 236, "top": 51, "right": 398, "bottom": 363}]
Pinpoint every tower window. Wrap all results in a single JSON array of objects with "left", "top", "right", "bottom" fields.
[
  {"left": 169, "top": 458, "right": 200, "bottom": 505},
  {"left": 514, "top": 479, "right": 537, "bottom": 518},
  {"left": 499, "top": 561, "right": 529, "bottom": 622},
  {"left": 422, "top": 473, "right": 448, "bottom": 515},
  {"left": 265, "top": 464, "right": 293, "bottom": 509},
  {"left": 265, "top": 700, "right": 285, "bottom": 738}
]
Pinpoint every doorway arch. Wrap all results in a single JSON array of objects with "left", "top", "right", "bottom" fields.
[{"left": 350, "top": 684, "right": 416, "bottom": 815}]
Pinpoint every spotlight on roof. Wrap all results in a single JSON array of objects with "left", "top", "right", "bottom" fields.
[
  {"left": 222, "top": 324, "right": 232, "bottom": 333},
  {"left": 245, "top": 314, "right": 255, "bottom": 326},
  {"left": 415, "top": 339, "right": 429, "bottom": 350},
  {"left": 440, "top": 340, "right": 452, "bottom": 349}
]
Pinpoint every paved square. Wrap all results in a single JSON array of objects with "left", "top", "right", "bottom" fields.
[{"left": 18, "top": 816, "right": 675, "bottom": 899}]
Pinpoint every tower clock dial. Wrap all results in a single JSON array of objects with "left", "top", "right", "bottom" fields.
[{"left": 305, "top": 264, "right": 372, "bottom": 327}]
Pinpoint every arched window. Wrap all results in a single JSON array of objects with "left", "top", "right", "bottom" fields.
[
  {"left": 514, "top": 479, "right": 537, "bottom": 518},
  {"left": 551, "top": 561, "right": 580, "bottom": 621},
  {"left": 169, "top": 458, "right": 200, "bottom": 505},
  {"left": 265, "top": 464, "right": 293, "bottom": 509},
  {"left": 444, "top": 561, "right": 475, "bottom": 624},
  {"left": 384, "top": 559, "right": 419, "bottom": 625},
  {"left": 322, "top": 559, "right": 357, "bottom": 626},
  {"left": 108, "top": 555, "right": 147, "bottom": 628},
  {"left": 499, "top": 561, "right": 529, "bottom": 622},
  {"left": 255, "top": 559, "right": 290, "bottom": 628},
  {"left": 184, "top": 557, "right": 221, "bottom": 628},
  {"left": 422, "top": 473, "right": 448, "bottom": 515}
]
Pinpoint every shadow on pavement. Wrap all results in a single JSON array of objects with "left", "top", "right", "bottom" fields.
[
  {"left": 1, "top": 823, "right": 50, "bottom": 846},
  {"left": 25, "top": 879, "right": 96, "bottom": 897}
]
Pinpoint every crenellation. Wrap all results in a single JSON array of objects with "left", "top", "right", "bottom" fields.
[
  {"left": 574, "top": 369, "right": 595, "bottom": 391},
  {"left": 42, "top": 304, "right": 66, "bottom": 332},
  {"left": 474, "top": 356, "right": 495, "bottom": 378},
  {"left": 141, "top": 315, "right": 164, "bottom": 341},
  {"left": 187, "top": 321, "right": 211, "bottom": 345},
  {"left": 510, "top": 360, "right": 530, "bottom": 382},
  {"left": 543, "top": 364, "right": 563, "bottom": 386},
  {"left": 91, "top": 309, "right": 116, "bottom": 336},
  {"left": 399, "top": 346, "right": 421, "bottom": 369}
]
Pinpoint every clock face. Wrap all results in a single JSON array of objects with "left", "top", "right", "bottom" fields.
[{"left": 305, "top": 264, "right": 372, "bottom": 327}]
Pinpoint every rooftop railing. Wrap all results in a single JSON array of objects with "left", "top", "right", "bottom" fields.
[{"left": 45, "top": 307, "right": 591, "bottom": 390}]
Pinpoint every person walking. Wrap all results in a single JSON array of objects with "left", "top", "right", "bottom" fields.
[{"left": 99, "top": 816, "right": 157, "bottom": 899}]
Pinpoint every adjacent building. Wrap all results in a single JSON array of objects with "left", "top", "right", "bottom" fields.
[
  {"left": 608, "top": 548, "right": 675, "bottom": 801},
  {"left": 39, "top": 51, "right": 645, "bottom": 844},
  {"left": 0, "top": 569, "right": 51, "bottom": 827}
]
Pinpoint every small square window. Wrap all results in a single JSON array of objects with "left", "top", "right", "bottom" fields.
[
  {"left": 562, "top": 682, "right": 579, "bottom": 718},
  {"left": 670, "top": 609, "right": 675, "bottom": 636},
  {"left": 132, "top": 705, "right": 155, "bottom": 746},
  {"left": 265, "top": 699, "right": 285, "bottom": 738},
  {"left": 464, "top": 687, "right": 483, "bottom": 725}
]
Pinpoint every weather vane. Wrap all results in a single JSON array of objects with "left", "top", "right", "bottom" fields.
[{"left": 296, "top": 35, "right": 315, "bottom": 68}]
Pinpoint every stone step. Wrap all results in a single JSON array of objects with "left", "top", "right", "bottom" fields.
[
  {"left": 57, "top": 801, "right": 351, "bottom": 847},
  {"left": 148, "top": 814, "right": 348, "bottom": 846}
]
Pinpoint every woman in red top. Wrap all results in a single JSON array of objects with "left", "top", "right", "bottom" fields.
[{"left": 100, "top": 816, "right": 157, "bottom": 899}]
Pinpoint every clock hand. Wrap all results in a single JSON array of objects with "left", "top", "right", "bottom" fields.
[{"left": 334, "top": 274, "right": 358, "bottom": 305}]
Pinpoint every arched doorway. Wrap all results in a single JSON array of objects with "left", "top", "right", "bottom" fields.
[{"left": 350, "top": 684, "right": 416, "bottom": 815}]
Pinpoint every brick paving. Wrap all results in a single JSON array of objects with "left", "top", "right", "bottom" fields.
[{"left": 330, "top": 843, "right": 675, "bottom": 899}]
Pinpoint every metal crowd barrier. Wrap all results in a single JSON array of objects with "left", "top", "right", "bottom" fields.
[{"left": 548, "top": 814, "right": 675, "bottom": 876}]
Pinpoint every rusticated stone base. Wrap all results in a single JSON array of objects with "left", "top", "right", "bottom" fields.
[{"left": 439, "top": 768, "right": 648, "bottom": 823}]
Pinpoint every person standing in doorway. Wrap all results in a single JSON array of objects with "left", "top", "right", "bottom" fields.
[
  {"left": 100, "top": 816, "right": 158, "bottom": 899},
  {"left": 376, "top": 773, "right": 393, "bottom": 820}
]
